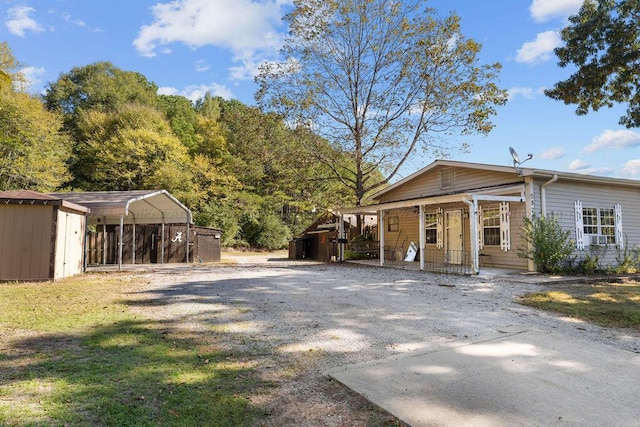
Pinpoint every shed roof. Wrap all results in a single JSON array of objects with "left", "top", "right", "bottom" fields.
[
  {"left": 0, "top": 190, "right": 89, "bottom": 213},
  {"left": 50, "top": 190, "right": 192, "bottom": 225}
]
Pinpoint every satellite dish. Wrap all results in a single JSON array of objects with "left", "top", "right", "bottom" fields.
[
  {"left": 509, "top": 146, "right": 521, "bottom": 165},
  {"left": 509, "top": 146, "right": 533, "bottom": 175}
]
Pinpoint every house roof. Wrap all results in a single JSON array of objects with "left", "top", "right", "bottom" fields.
[
  {"left": 0, "top": 189, "right": 90, "bottom": 213},
  {"left": 49, "top": 190, "right": 192, "bottom": 225},
  {"left": 371, "top": 159, "right": 640, "bottom": 200}
]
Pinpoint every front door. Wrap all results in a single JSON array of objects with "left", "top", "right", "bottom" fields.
[{"left": 445, "top": 209, "right": 463, "bottom": 264}]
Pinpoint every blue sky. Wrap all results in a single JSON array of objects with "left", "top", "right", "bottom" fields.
[{"left": 2, "top": 0, "right": 640, "bottom": 180}]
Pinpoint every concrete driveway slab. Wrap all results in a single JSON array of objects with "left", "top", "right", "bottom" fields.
[{"left": 328, "top": 330, "right": 640, "bottom": 426}]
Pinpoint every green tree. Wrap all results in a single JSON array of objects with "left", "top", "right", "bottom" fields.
[
  {"left": 0, "top": 43, "right": 71, "bottom": 191},
  {"left": 72, "top": 104, "right": 194, "bottom": 198},
  {"left": 157, "top": 95, "right": 199, "bottom": 152},
  {"left": 43, "top": 62, "right": 159, "bottom": 134},
  {"left": 256, "top": 0, "right": 507, "bottom": 206},
  {"left": 517, "top": 215, "right": 575, "bottom": 274},
  {"left": 545, "top": 0, "right": 640, "bottom": 128}
]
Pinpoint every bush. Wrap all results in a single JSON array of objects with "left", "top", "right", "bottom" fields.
[
  {"left": 242, "top": 212, "right": 291, "bottom": 250},
  {"left": 614, "top": 242, "right": 640, "bottom": 274},
  {"left": 517, "top": 214, "right": 575, "bottom": 274}
]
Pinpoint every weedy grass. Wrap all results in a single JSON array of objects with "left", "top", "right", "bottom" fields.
[
  {"left": 0, "top": 275, "right": 269, "bottom": 426},
  {"left": 518, "top": 281, "right": 640, "bottom": 328}
]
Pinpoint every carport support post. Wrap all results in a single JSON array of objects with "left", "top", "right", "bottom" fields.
[
  {"left": 161, "top": 222, "right": 165, "bottom": 264},
  {"left": 419, "top": 205, "right": 425, "bottom": 270},
  {"left": 185, "top": 223, "right": 190, "bottom": 263},
  {"left": 118, "top": 214, "right": 124, "bottom": 271},
  {"left": 379, "top": 210, "right": 385, "bottom": 266}
]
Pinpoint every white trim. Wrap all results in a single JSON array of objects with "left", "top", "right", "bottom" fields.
[
  {"left": 615, "top": 204, "right": 623, "bottom": 249},
  {"left": 575, "top": 200, "right": 585, "bottom": 250}
]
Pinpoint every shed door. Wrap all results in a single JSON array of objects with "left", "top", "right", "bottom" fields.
[{"left": 445, "top": 209, "right": 463, "bottom": 265}]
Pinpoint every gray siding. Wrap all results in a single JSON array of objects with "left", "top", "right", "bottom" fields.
[{"left": 533, "top": 178, "right": 640, "bottom": 268}]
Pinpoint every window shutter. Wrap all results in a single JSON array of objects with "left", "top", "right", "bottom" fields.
[
  {"left": 478, "top": 206, "right": 484, "bottom": 250},
  {"left": 615, "top": 203, "right": 623, "bottom": 249},
  {"left": 575, "top": 200, "right": 584, "bottom": 250},
  {"left": 500, "top": 202, "right": 511, "bottom": 251},
  {"left": 436, "top": 208, "right": 443, "bottom": 249}
]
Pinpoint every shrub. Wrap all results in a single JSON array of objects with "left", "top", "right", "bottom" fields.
[
  {"left": 614, "top": 241, "right": 640, "bottom": 274},
  {"left": 242, "top": 212, "right": 291, "bottom": 250},
  {"left": 517, "top": 214, "right": 575, "bottom": 274}
]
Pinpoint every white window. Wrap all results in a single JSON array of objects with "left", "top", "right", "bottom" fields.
[
  {"left": 479, "top": 202, "right": 511, "bottom": 251},
  {"left": 482, "top": 207, "right": 501, "bottom": 246},
  {"left": 425, "top": 212, "right": 437, "bottom": 244},
  {"left": 582, "top": 206, "right": 616, "bottom": 244}
]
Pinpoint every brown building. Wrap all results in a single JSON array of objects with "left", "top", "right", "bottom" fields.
[{"left": 0, "top": 190, "right": 89, "bottom": 281}]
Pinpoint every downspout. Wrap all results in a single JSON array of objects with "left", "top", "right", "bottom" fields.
[
  {"left": 541, "top": 174, "right": 558, "bottom": 217},
  {"left": 462, "top": 197, "right": 479, "bottom": 275}
]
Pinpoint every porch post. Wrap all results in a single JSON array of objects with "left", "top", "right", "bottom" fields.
[
  {"left": 379, "top": 210, "right": 385, "bottom": 266},
  {"left": 338, "top": 213, "right": 345, "bottom": 261},
  {"left": 465, "top": 198, "right": 479, "bottom": 274},
  {"left": 419, "top": 205, "right": 425, "bottom": 270}
]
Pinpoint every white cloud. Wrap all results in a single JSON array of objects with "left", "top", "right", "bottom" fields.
[
  {"left": 158, "top": 83, "right": 234, "bottom": 101},
  {"left": 17, "top": 66, "right": 46, "bottom": 92},
  {"left": 5, "top": 6, "right": 44, "bottom": 37},
  {"left": 134, "top": 0, "right": 291, "bottom": 80},
  {"left": 195, "top": 60, "right": 210, "bottom": 73},
  {"left": 539, "top": 146, "right": 566, "bottom": 160},
  {"left": 620, "top": 160, "right": 640, "bottom": 178},
  {"left": 516, "top": 30, "right": 561, "bottom": 64},
  {"left": 568, "top": 159, "right": 588, "bottom": 171},
  {"left": 529, "top": 0, "right": 584, "bottom": 23},
  {"left": 507, "top": 86, "right": 545, "bottom": 100},
  {"left": 567, "top": 159, "right": 613, "bottom": 176},
  {"left": 584, "top": 129, "right": 640, "bottom": 153}
]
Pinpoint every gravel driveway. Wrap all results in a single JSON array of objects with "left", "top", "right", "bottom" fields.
[{"left": 125, "top": 256, "right": 640, "bottom": 425}]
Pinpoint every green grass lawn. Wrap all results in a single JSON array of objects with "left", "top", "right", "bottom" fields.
[
  {"left": 518, "top": 281, "right": 640, "bottom": 328},
  {"left": 0, "top": 275, "right": 270, "bottom": 426}
]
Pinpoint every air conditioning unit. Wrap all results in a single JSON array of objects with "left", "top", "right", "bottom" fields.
[{"left": 590, "top": 235, "right": 608, "bottom": 245}]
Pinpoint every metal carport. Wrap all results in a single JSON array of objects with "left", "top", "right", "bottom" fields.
[{"left": 50, "top": 190, "right": 193, "bottom": 270}]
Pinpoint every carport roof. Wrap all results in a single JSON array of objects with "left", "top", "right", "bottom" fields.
[{"left": 50, "top": 190, "right": 192, "bottom": 225}]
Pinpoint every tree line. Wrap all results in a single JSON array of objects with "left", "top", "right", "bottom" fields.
[{"left": 0, "top": 43, "right": 354, "bottom": 248}]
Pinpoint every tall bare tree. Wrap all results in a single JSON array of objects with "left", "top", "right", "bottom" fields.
[{"left": 256, "top": 0, "right": 507, "bottom": 206}]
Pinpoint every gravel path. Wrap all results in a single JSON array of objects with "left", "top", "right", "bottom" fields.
[{"left": 125, "top": 256, "right": 640, "bottom": 425}]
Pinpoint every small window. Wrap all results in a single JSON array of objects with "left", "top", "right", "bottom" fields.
[
  {"left": 482, "top": 207, "right": 501, "bottom": 246},
  {"left": 425, "top": 213, "right": 437, "bottom": 244},
  {"left": 440, "top": 168, "right": 454, "bottom": 189},
  {"left": 387, "top": 216, "right": 399, "bottom": 232}
]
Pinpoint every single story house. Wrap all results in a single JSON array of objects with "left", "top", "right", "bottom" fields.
[
  {"left": 0, "top": 190, "right": 89, "bottom": 281},
  {"left": 337, "top": 160, "right": 640, "bottom": 274}
]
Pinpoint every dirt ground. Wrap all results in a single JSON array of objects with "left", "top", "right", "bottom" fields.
[{"left": 112, "top": 251, "right": 640, "bottom": 426}]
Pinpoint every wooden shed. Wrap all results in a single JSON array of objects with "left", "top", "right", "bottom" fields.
[{"left": 0, "top": 190, "right": 89, "bottom": 281}]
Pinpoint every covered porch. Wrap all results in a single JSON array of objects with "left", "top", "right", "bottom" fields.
[{"left": 337, "top": 184, "right": 531, "bottom": 275}]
